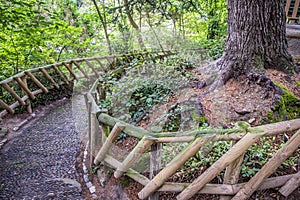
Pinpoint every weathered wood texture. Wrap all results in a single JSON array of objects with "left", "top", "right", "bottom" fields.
[
  {"left": 279, "top": 171, "right": 300, "bottom": 197},
  {"left": 286, "top": 0, "right": 300, "bottom": 23},
  {"left": 98, "top": 113, "right": 151, "bottom": 138},
  {"left": 104, "top": 154, "right": 298, "bottom": 194},
  {"left": 94, "top": 123, "right": 125, "bottom": 165},
  {"left": 89, "top": 75, "right": 300, "bottom": 199},
  {"left": 138, "top": 137, "right": 213, "bottom": 199},
  {"left": 5, "top": 48, "right": 296, "bottom": 199},
  {"left": 114, "top": 136, "right": 153, "bottom": 179},
  {"left": 102, "top": 143, "right": 299, "bottom": 197},
  {"left": 218, "top": 0, "right": 294, "bottom": 78},
  {"left": 176, "top": 131, "right": 264, "bottom": 200},
  {"left": 220, "top": 141, "right": 245, "bottom": 200},
  {"left": 20, "top": 76, "right": 33, "bottom": 114},
  {"left": 149, "top": 140, "right": 162, "bottom": 200},
  {"left": 286, "top": 25, "right": 300, "bottom": 38}
]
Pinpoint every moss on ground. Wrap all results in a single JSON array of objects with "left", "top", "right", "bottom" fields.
[{"left": 267, "top": 82, "right": 300, "bottom": 122}]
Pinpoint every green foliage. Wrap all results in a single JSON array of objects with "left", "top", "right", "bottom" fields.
[
  {"left": 129, "top": 83, "right": 171, "bottom": 122},
  {"left": 267, "top": 82, "right": 300, "bottom": 122},
  {"left": 179, "top": 136, "right": 298, "bottom": 180},
  {"left": 116, "top": 132, "right": 127, "bottom": 142},
  {"left": 98, "top": 55, "right": 194, "bottom": 123},
  {"left": 0, "top": 0, "right": 104, "bottom": 81},
  {"left": 242, "top": 136, "right": 299, "bottom": 178},
  {"left": 241, "top": 139, "right": 272, "bottom": 178},
  {"left": 120, "top": 177, "right": 133, "bottom": 187},
  {"left": 90, "top": 165, "right": 100, "bottom": 174},
  {"left": 198, "top": 38, "right": 225, "bottom": 59},
  {"left": 163, "top": 111, "right": 181, "bottom": 132},
  {"left": 98, "top": 99, "right": 112, "bottom": 111},
  {"left": 191, "top": 140, "right": 230, "bottom": 167}
]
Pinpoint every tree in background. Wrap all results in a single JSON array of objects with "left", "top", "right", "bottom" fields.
[
  {"left": 198, "top": 0, "right": 297, "bottom": 96},
  {"left": 0, "top": 0, "right": 102, "bottom": 81},
  {"left": 91, "top": 0, "right": 112, "bottom": 54},
  {"left": 216, "top": 0, "right": 297, "bottom": 83}
]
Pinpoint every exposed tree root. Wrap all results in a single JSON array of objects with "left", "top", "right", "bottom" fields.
[
  {"left": 246, "top": 73, "right": 282, "bottom": 102},
  {"left": 195, "top": 62, "right": 286, "bottom": 125},
  {"left": 196, "top": 61, "right": 231, "bottom": 100}
]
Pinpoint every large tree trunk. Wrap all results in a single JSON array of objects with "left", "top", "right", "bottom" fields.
[{"left": 218, "top": 0, "right": 296, "bottom": 81}]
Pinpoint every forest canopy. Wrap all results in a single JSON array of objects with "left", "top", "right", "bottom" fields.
[{"left": 0, "top": 0, "right": 227, "bottom": 81}]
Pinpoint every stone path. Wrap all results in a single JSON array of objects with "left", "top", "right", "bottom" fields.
[{"left": 0, "top": 98, "right": 85, "bottom": 199}]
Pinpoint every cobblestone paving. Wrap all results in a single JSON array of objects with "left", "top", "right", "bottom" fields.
[{"left": 0, "top": 100, "right": 84, "bottom": 200}]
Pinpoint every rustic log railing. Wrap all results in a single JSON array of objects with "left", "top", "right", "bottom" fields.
[
  {"left": 0, "top": 51, "right": 172, "bottom": 119},
  {"left": 87, "top": 75, "right": 300, "bottom": 199}
]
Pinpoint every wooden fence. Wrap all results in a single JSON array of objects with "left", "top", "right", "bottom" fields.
[
  {"left": 87, "top": 73, "right": 300, "bottom": 199},
  {"left": 0, "top": 51, "right": 172, "bottom": 119},
  {"left": 286, "top": 0, "right": 300, "bottom": 23}
]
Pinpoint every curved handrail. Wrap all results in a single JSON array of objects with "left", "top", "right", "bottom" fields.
[{"left": 0, "top": 51, "right": 173, "bottom": 119}]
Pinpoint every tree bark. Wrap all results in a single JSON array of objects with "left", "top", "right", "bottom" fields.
[
  {"left": 123, "top": 0, "right": 145, "bottom": 50},
  {"left": 91, "top": 0, "right": 112, "bottom": 54},
  {"left": 218, "top": 0, "right": 296, "bottom": 80}
]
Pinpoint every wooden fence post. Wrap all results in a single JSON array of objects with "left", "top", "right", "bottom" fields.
[
  {"left": 149, "top": 142, "right": 162, "bottom": 200},
  {"left": 25, "top": 71, "right": 48, "bottom": 93},
  {"left": 53, "top": 65, "right": 70, "bottom": 85},
  {"left": 0, "top": 99, "right": 14, "bottom": 114},
  {"left": 63, "top": 62, "right": 78, "bottom": 80},
  {"left": 40, "top": 68, "right": 59, "bottom": 89},
  {"left": 94, "top": 123, "right": 125, "bottom": 165},
  {"left": 20, "top": 76, "right": 33, "bottom": 114},
  {"left": 91, "top": 111, "right": 98, "bottom": 157},
  {"left": 220, "top": 141, "right": 245, "bottom": 200},
  {"left": 95, "top": 58, "right": 107, "bottom": 72},
  {"left": 72, "top": 61, "right": 89, "bottom": 79},
  {"left": 149, "top": 127, "right": 162, "bottom": 200},
  {"left": 1, "top": 82, "right": 26, "bottom": 106},
  {"left": 87, "top": 101, "right": 93, "bottom": 167},
  {"left": 92, "top": 92, "right": 98, "bottom": 105},
  {"left": 279, "top": 171, "right": 300, "bottom": 197},
  {"left": 138, "top": 136, "right": 213, "bottom": 199},
  {"left": 114, "top": 136, "right": 154, "bottom": 178},
  {"left": 84, "top": 59, "right": 99, "bottom": 77}
]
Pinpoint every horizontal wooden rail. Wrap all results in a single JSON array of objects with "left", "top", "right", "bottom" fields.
[
  {"left": 98, "top": 113, "right": 300, "bottom": 140},
  {"left": 103, "top": 155, "right": 299, "bottom": 195}
]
